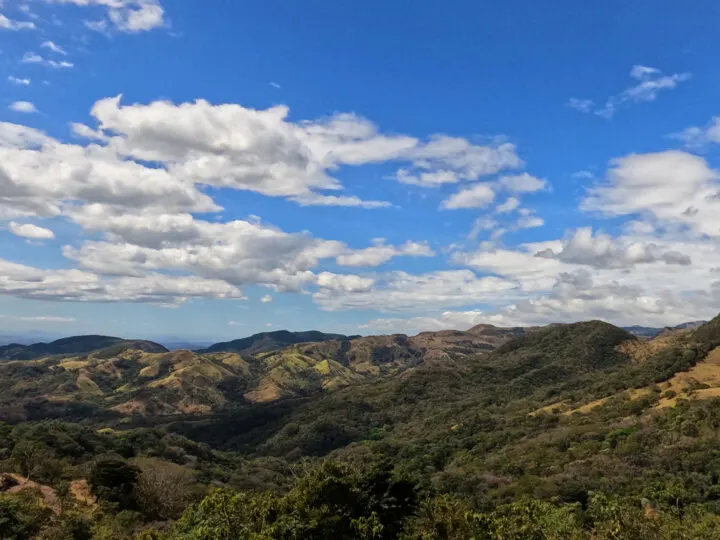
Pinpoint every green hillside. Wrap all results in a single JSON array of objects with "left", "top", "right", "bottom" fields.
[
  {"left": 198, "top": 330, "right": 355, "bottom": 355},
  {"left": 2, "top": 318, "right": 720, "bottom": 537},
  {"left": 0, "top": 335, "right": 167, "bottom": 361}
]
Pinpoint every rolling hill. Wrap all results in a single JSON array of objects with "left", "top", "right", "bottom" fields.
[
  {"left": 4, "top": 316, "right": 720, "bottom": 537},
  {"left": 0, "top": 335, "right": 168, "bottom": 361},
  {"left": 197, "top": 330, "right": 356, "bottom": 355},
  {"left": 0, "top": 324, "right": 526, "bottom": 421}
]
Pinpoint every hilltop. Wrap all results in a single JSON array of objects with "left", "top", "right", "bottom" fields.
[
  {"left": 4, "top": 316, "right": 720, "bottom": 537},
  {"left": 0, "top": 324, "right": 524, "bottom": 420},
  {"left": 196, "top": 330, "right": 355, "bottom": 355},
  {"left": 0, "top": 335, "right": 167, "bottom": 361}
]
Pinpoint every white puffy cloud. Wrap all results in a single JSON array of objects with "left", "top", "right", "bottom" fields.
[
  {"left": 496, "top": 197, "right": 520, "bottom": 213},
  {"left": 499, "top": 173, "right": 547, "bottom": 193},
  {"left": 582, "top": 151, "right": 720, "bottom": 237},
  {"left": 260, "top": 295, "right": 273, "bottom": 303},
  {"left": 0, "top": 122, "right": 218, "bottom": 220},
  {"left": 336, "top": 241, "right": 434, "bottom": 267},
  {"left": 0, "top": 13, "right": 36, "bottom": 30},
  {"left": 314, "top": 270, "right": 518, "bottom": 312},
  {"left": 45, "top": 0, "right": 165, "bottom": 32},
  {"left": 315, "top": 272, "right": 375, "bottom": 293},
  {"left": 395, "top": 169, "right": 458, "bottom": 187},
  {"left": 75, "top": 96, "right": 522, "bottom": 207},
  {"left": 441, "top": 183, "right": 495, "bottom": 209},
  {"left": 8, "top": 221, "right": 55, "bottom": 240},
  {"left": 8, "top": 101, "right": 37, "bottom": 114},
  {"left": 363, "top": 267, "right": 718, "bottom": 332},
  {"left": 362, "top": 310, "right": 496, "bottom": 334},
  {"left": 0, "top": 257, "right": 244, "bottom": 305},
  {"left": 63, "top": 212, "right": 346, "bottom": 291},
  {"left": 535, "top": 228, "right": 691, "bottom": 268},
  {"left": 399, "top": 137, "right": 522, "bottom": 185},
  {"left": 671, "top": 116, "right": 720, "bottom": 149}
]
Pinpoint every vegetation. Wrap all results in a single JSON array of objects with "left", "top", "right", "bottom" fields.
[{"left": 1, "top": 318, "right": 720, "bottom": 537}]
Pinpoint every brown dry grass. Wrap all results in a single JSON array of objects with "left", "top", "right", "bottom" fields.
[
  {"left": 655, "top": 346, "right": 720, "bottom": 408},
  {"left": 618, "top": 329, "right": 692, "bottom": 362}
]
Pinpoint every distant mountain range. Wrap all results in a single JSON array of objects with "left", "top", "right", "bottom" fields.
[
  {"left": 196, "top": 330, "right": 358, "bottom": 355},
  {"left": 0, "top": 336, "right": 168, "bottom": 361},
  {"left": 0, "top": 324, "right": 527, "bottom": 419},
  {"left": 0, "top": 321, "right": 707, "bottom": 362},
  {"left": 622, "top": 321, "right": 708, "bottom": 338}
]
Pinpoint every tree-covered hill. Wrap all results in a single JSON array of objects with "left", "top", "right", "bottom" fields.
[
  {"left": 197, "top": 330, "right": 355, "bottom": 355},
  {"left": 0, "top": 335, "right": 168, "bottom": 361},
  {"left": 2, "top": 317, "right": 720, "bottom": 537}
]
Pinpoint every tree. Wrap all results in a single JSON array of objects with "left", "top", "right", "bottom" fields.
[
  {"left": 89, "top": 459, "right": 140, "bottom": 510},
  {"left": 134, "top": 457, "right": 198, "bottom": 520},
  {"left": 9, "top": 440, "right": 46, "bottom": 481}
]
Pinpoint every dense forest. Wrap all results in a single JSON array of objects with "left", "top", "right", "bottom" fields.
[{"left": 2, "top": 316, "right": 720, "bottom": 538}]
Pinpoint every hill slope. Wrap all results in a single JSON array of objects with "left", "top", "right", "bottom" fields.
[
  {"left": 0, "top": 335, "right": 167, "bottom": 361},
  {"left": 197, "top": 330, "right": 354, "bottom": 355}
]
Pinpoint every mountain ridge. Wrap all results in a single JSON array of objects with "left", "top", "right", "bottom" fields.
[
  {"left": 0, "top": 335, "right": 168, "bottom": 361},
  {"left": 196, "top": 330, "right": 357, "bottom": 355}
]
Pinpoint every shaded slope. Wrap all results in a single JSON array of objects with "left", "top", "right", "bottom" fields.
[
  {"left": 175, "top": 321, "right": 639, "bottom": 456},
  {"left": 0, "top": 335, "right": 167, "bottom": 361},
  {"left": 198, "top": 330, "right": 353, "bottom": 355}
]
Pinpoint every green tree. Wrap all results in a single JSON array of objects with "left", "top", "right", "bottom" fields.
[{"left": 89, "top": 459, "right": 140, "bottom": 510}]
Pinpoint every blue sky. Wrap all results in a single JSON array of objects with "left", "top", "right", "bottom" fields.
[{"left": 2, "top": 0, "right": 720, "bottom": 342}]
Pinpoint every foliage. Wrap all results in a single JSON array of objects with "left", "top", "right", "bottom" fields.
[{"left": 90, "top": 459, "right": 140, "bottom": 509}]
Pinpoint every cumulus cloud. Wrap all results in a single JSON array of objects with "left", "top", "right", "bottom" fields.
[
  {"left": 670, "top": 116, "right": 720, "bottom": 150},
  {"left": 0, "top": 13, "right": 36, "bottom": 30},
  {"left": 582, "top": 151, "right": 720, "bottom": 237},
  {"left": 45, "top": 0, "right": 165, "bottom": 33},
  {"left": 535, "top": 227, "right": 691, "bottom": 268},
  {"left": 8, "top": 221, "right": 55, "bottom": 240},
  {"left": 496, "top": 197, "right": 520, "bottom": 213},
  {"left": 441, "top": 183, "right": 495, "bottom": 209},
  {"left": 499, "top": 173, "right": 547, "bottom": 193},
  {"left": 75, "top": 96, "right": 522, "bottom": 207},
  {"left": 260, "top": 295, "right": 273, "bottom": 303},
  {"left": 362, "top": 310, "right": 497, "bottom": 334},
  {"left": 8, "top": 101, "right": 37, "bottom": 114},
  {"left": 0, "top": 122, "right": 218, "bottom": 220},
  {"left": 0, "top": 257, "right": 244, "bottom": 305},
  {"left": 336, "top": 241, "right": 434, "bottom": 267},
  {"left": 363, "top": 267, "right": 717, "bottom": 333},
  {"left": 314, "top": 270, "right": 517, "bottom": 312},
  {"left": 62, "top": 211, "right": 347, "bottom": 290},
  {"left": 514, "top": 209, "right": 544, "bottom": 230}
]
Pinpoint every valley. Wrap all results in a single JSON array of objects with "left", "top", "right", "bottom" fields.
[{"left": 1, "top": 316, "right": 720, "bottom": 537}]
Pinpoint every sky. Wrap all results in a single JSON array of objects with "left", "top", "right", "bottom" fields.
[{"left": 2, "top": 0, "right": 720, "bottom": 341}]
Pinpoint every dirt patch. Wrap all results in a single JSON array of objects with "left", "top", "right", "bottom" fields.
[
  {"left": 70, "top": 479, "right": 96, "bottom": 507},
  {"left": 5, "top": 474, "right": 61, "bottom": 515}
]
